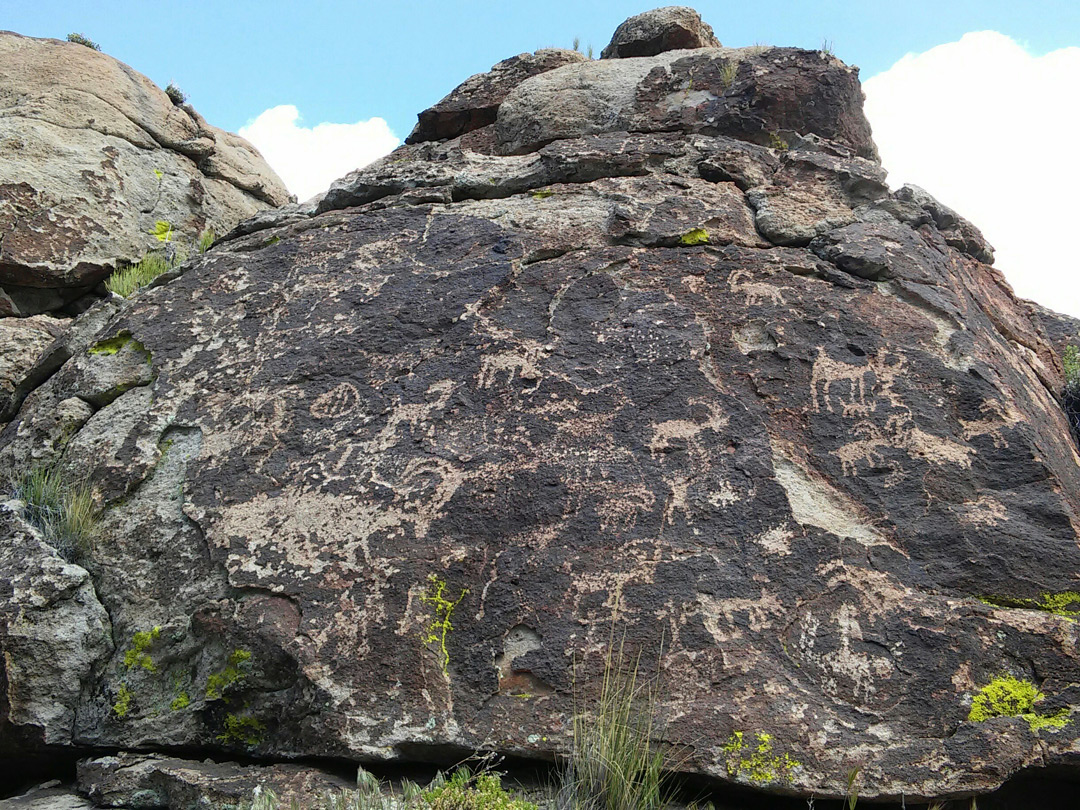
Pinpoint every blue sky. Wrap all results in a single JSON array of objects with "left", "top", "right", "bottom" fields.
[
  {"left": 7, "top": 0, "right": 1080, "bottom": 137},
  {"left": 6, "top": 2, "right": 1080, "bottom": 314}
]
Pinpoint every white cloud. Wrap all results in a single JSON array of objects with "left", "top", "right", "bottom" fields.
[
  {"left": 239, "top": 105, "right": 400, "bottom": 203},
  {"left": 863, "top": 32, "right": 1080, "bottom": 318}
]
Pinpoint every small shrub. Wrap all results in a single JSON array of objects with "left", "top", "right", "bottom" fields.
[
  {"left": 113, "top": 683, "right": 133, "bottom": 718},
  {"left": 10, "top": 463, "right": 97, "bottom": 561},
  {"left": 718, "top": 61, "right": 738, "bottom": 90},
  {"left": 67, "top": 33, "right": 101, "bottom": 50},
  {"left": 165, "top": 83, "right": 187, "bottom": 105},
  {"left": 423, "top": 770, "right": 536, "bottom": 810},
  {"left": 1062, "top": 345, "right": 1080, "bottom": 443}
]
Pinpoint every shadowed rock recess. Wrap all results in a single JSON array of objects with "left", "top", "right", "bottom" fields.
[{"left": 3, "top": 7, "right": 1080, "bottom": 808}]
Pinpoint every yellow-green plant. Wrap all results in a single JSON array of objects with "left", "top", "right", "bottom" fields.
[
  {"left": 968, "top": 675, "right": 1070, "bottom": 732},
  {"left": 206, "top": 648, "right": 252, "bottom": 700},
  {"left": 198, "top": 228, "right": 216, "bottom": 253},
  {"left": 123, "top": 626, "right": 161, "bottom": 672},
  {"left": 680, "top": 228, "right": 710, "bottom": 246},
  {"left": 151, "top": 220, "right": 174, "bottom": 242},
  {"left": 721, "top": 731, "right": 800, "bottom": 785},
  {"left": 10, "top": 463, "right": 98, "bottom": 561},
  {"left": 113, "top": 683, "right": 133, "bottom": 718},
  {"left": 423, "top": 769, "right": 537, "bottom": 810},
  {"left": 419, "top": 574, "right": 467, "bottom": 676}
]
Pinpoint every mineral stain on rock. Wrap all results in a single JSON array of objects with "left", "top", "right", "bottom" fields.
[{"left": 2, "top": 6, "right": 1080, "bottom": 808}]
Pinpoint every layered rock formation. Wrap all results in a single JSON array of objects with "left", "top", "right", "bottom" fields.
[
  {"left": 0, "top": 30, "right": 290, "bottom": 315},
  {"left": 3, "top": 8, "right": 1079, "bottom": 807}
]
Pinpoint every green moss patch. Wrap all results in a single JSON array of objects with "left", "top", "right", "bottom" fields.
[
  {"left": 218, "top": 713, "right": 266, "bottom": 746},
  {"left": 206, "top": 648, "right": 252, "bottom": 700},
  {"left": 123, "top": 626, "right": 161, "bottom": 673},
  {"left": 968, "top": 675, "right": 1070, "bottom": 732},
  {"left": 679, "top": 228, "right": 710, "bottom": 246}
]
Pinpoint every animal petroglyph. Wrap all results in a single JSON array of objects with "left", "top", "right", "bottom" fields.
[
  {"left": 832, "top": 414, "right": 974, "bottom": 477},
  {"left": 729, "top": 269, "right": 785, "bottom": 307},
  {"left": 810, "top": 347, "right": 904, "bottom": 416}
]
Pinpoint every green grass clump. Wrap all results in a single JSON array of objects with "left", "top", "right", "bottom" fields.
[
  {"left": 105, "top": 252, "right": 173, "bottom": 298},
  {"left": 558, "top": 638, "right": 669, "bottom": 810},
  {"left": 66, "top": 33, "right": 100, "bottom": 50},
  {"left": 198, "top": 228, "right": 216, "bottom": 253},
  {"left": 968, "top": 675, "right": 1070, "bottom": 732},
  {"left": 10, "top": 463, "right": 97, "bottom": 561}
]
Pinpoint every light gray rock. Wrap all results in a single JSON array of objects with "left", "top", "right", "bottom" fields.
[
  {"left": 407, "top": 49, "right": 586, "bottom": 144},
  {"left": 0, "top": 505, "right": 111, "bottom": 749},
  {"left": 0, "top": 785, "right": 95, "bottom": 810},
  {"left": 601, "top": 6, "right": 720, "bottom": 58},
  {"left": 0, "top": 315, "right": 66, "bottom": 418},
  {"left": 77, "top": 753, "right": 350, "bottom": 810},
  {"left": 0, "top": 31, "right": 291, "bottom": 300}
]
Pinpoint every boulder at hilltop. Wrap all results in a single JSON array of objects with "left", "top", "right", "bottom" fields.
[
  {"left": 2, "top": 9, "right": 1080, "bottom": 807},
  {"left": 601, "top": 6, "right": 721, "bottom": 58},
  {"left": 0, "top": 31, "right": 290, "bottom": 314}
]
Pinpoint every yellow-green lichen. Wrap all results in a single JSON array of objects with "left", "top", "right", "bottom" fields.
[
  {"left": 768, "top": 132, "right": 789, "bottom": 151},
  {"left": 980, "top": 591, "right": 1080, "bottom": 621},
  {"left": 205, "top": 648, "right": 252, "bottom": 700},
  {"left": 88, "top": 331, "right": 152, "bottom": 365},
  {"left": 123, "top": 626, "right": 160, "bottom": 673},
  {"left": 968, "top": 675, "right": 1071, "bottom": 732},
  {"left": 679, "top": 228, "right": 710, "bottom": 246},
  {"left": 531, "top": 189, "right": 554, "bottom": 200},
  {"left": 113, "top": 683, "right": 133, "bottom": 718},
  {"left": 419, "top": 574, "right": 468, "bottom": 677},
  {"left": 170, "top": 691, "right": 190, "bottom": 711},
  {"left": 217, "top": 713, "right": 266, "bottom": 746},
  {"left": 722, "top": 731, "right": 799, "bottom": 784},
  {"left": 1037, "top": 591, "right": 1080, "bottom": 618}
]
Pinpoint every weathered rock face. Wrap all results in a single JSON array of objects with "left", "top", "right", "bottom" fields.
[
  {"left": 406, "top": 49, "right": 586, "bottom": 145},
  {"left": 0, "top": 31, "right": 290, "bottom": 313},
  {"left": 2, "top": 9, "right": 1080, "bottom": 806},
  {"left": 600, "top": 6, "right": 721, "bottom": 59}
]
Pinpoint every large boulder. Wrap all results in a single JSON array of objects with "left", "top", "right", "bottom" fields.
[
  {"left": 600, "top": 6, "right": 721, "bottom": 58},
  {"left": 0, "top": 31, "right": 290, "bottom": 313},
  {"left": 2, "top": 8, "right": 1079, "bottom": 807}
]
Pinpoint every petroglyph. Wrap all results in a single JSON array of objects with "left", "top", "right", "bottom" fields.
[
  {"left": 810, "top": 347, "right": 904, "bottom": 416},
  {"left": 311, "top": 382, "right": 360, "bottom": 419},
  {"left": 729, "top": 269, "right": 786, "bottom": 307},
  {"left": 833, "top": 415, "right": 974, "bottom": 477}
]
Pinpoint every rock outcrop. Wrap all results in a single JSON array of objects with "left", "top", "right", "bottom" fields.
[
  {"left": 2, "top": 9, "right": 1079, "bottom": 807},
  {"left": 0, "top": 31, "right": 290, "bottom": 315},
  {"left": 601, "top": 6, "right": 721, "bottom": 59}
]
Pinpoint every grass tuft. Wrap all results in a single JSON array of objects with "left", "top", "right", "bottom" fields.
[
  {"left": 105, "top": 252, "right": 173, "bottom": 298},
  {"left": 67, "top": 33, "right": 101, "bottom": 50},
  {"left": 558, "top": 635, "right": 669, "bottom": 810},
  {"left": 10, "top": 463, "right": 98, "bottom": 561}
]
